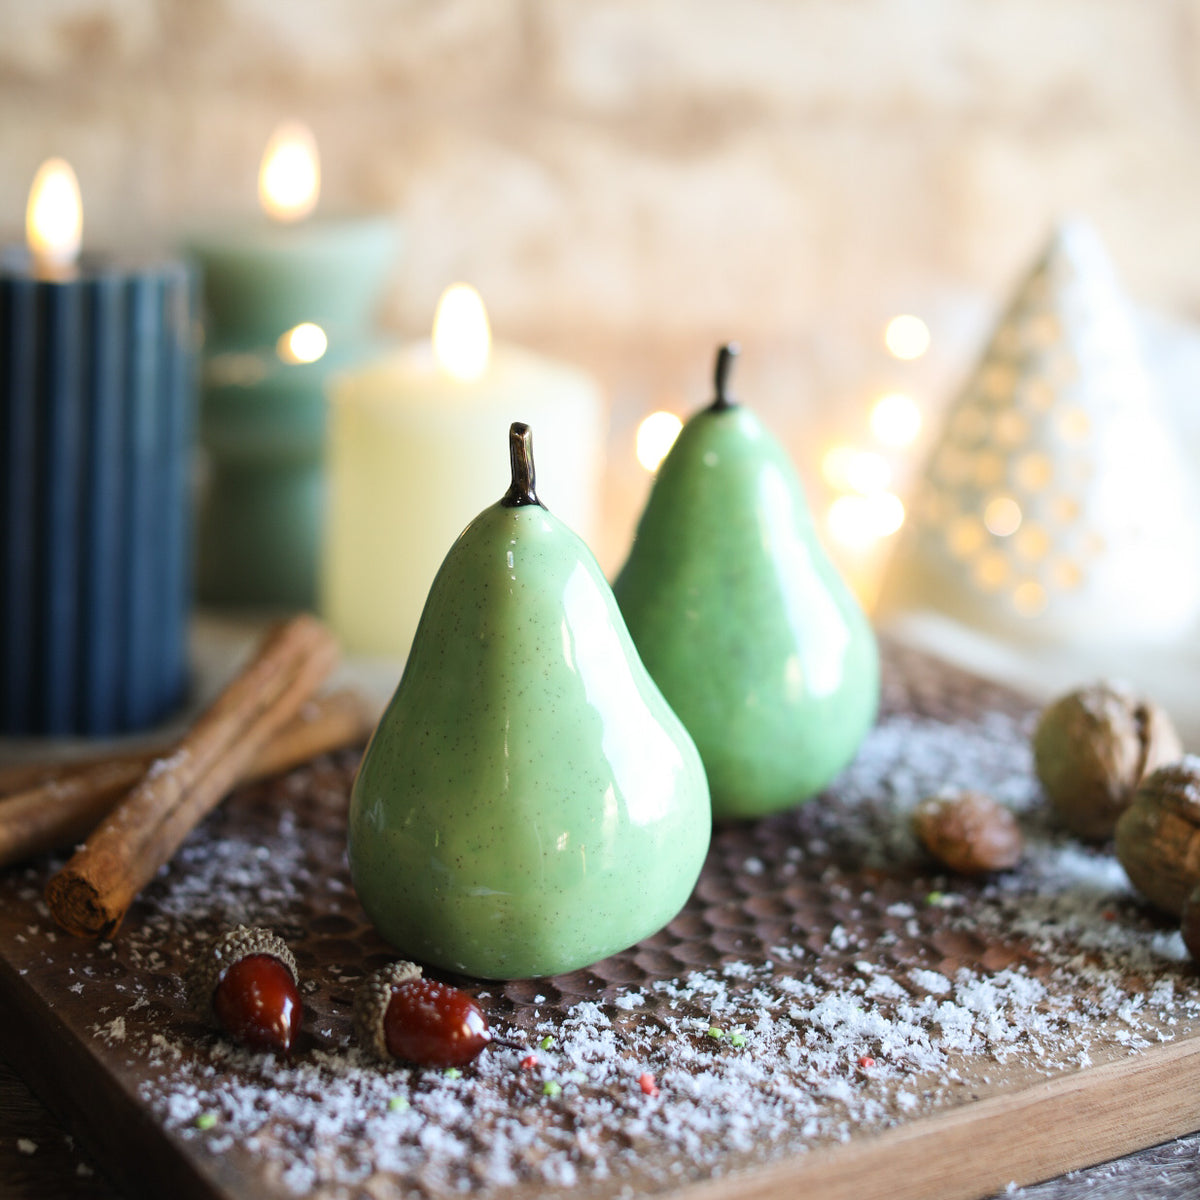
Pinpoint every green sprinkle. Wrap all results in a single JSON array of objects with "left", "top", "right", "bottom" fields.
[
  {"left": 706, "top": 1026, "right": 724, "bottom": 1040},
  {"left": 388, "top": 1097, "right": 409, "bottom": 1112},
  {"left": 195, "top": 1113, "right": 218, "bottom": 1131},
  {"left": 926, "top": 890, "right": 945, "bottom": 906},
  {"left": 539, "top": 1035, "right": 555, "bottom": 1050},
  {"left": 444, "top": 1067, "right": 461, "bottom": 1079},
  {"left": 542, "top": 1080, "right": 562, "bottom": 1097},
  {"left": 730, "top": 1033, "right": 747, "bottom": 1048}
]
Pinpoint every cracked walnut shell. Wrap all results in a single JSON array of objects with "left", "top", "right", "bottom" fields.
[{"left": 1033, "top": 682, "right": 1181, "bottom": 840}]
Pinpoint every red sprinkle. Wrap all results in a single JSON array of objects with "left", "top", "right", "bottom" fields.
[
  {"left": 1102, "top": 910, "right": 1117, "bottom": 922},
  {"left": 858, "top": 1055, "right": 876, "bottom": 1068},
  {"left": 520, "top": 1054, "right": 538, "bottom": 1070},
  {"left": 639, "top": 1072, "right": 659, "bottom": 1098}
]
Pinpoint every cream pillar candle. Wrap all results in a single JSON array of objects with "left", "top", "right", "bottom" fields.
[{"left": 321, "top": 285, "right": 605, "bottom": 657}]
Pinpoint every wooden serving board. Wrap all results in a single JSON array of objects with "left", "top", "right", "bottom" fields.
[{"left": 1, "top": 644, "right": 1199, "bottom": 1200}]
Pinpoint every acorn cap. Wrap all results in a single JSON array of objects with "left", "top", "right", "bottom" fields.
[
  {"left": 355, "top": 960, "right": 423, "bottom": 1059},
  {"left": 186, "top": 925, "right": 298, "bottom": 1024}
]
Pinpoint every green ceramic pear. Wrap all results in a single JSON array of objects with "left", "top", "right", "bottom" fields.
[
  {"left": 614, "top": 345, "right": 879, "bottom": 819},
  {"left": 348, "top": 423, "right": 711, "bottom": 980}
]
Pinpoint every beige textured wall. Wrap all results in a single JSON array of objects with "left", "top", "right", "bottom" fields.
[{"left": 3, "top": 0, "right": 1199, "bottom": 567}]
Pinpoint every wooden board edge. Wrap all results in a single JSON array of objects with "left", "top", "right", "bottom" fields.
[
  {"left": 0, "top": 953, "right": 225, "bottom": 1200},
  {"left": 681, "top": 1035, "right": 1200, "bottom": 1200}
]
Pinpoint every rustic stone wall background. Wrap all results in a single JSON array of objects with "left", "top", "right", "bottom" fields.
[{"left": 2, "top": 0, "right": 1199, "bottom": 571}]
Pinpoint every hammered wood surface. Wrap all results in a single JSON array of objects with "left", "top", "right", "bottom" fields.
[{"left": 0, "top": 645, "right": 1197, "bottom": 1200}]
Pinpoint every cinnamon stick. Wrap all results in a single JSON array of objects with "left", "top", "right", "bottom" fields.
[
  {"left": 0, "top": 760, "right": 78, "bottom": 795},
  {"left": 0, "top": 689, "right": 375, "bottom": 870},
  {"left": 46, "top": 615, "right": 339, "bottom": 938}
]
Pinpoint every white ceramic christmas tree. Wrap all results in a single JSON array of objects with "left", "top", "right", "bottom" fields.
[{"left": 880, "top": 220, "right": 1200, "bottom": 645}]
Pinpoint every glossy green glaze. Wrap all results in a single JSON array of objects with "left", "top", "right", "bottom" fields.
[
  {"left": 613, "top": 361, "right": 879, "bottom": 819},
  {"left": 349, "top": 428, "right": 711, "bottom": 979}
]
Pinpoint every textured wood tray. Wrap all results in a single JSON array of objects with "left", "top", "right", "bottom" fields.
[{"left": 1, "top": 645, "right": 1199, "bottom": 1200}]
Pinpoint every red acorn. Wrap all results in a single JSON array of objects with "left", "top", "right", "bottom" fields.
[
  {"left": 188, "top": 926, "right": 302, "bottom": 1055},
  {"left": 356, "top": 961, "right": 491, "bottom": 1068}
]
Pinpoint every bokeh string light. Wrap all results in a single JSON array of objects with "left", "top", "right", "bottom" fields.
[
  {"left": 869, "top": 392, "right": 922, "bottom": 448},
  {"left": 822, "top": 315, "right": 931, "bottom": 566},
  {"left": 884, "top": 314, "right": 931, "bottom": 360},
  {"left": 277, "top": 322, "right": 328, "bottom": 365},
  {"left": 636, "top": 411, "right": 683, "bottom": 473}
]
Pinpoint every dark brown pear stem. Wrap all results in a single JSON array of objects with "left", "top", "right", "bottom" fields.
[
  {"left": 502, "top": 421, "right": 541, "bottom": 507},
  {"left": 709, "top": 342, "right": 740, "bottom": 412}
]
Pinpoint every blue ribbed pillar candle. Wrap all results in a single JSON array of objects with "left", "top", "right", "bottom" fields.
[{"left": 0, "top": 250, "right": 196, "bottom": 736}]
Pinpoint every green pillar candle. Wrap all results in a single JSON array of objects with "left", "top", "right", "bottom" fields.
[
  {"left": 193, "top": 219, "right": 397, "bottom": 348},
  {"left": 186, "top": 126, "right": 400, "bottom": 609}
]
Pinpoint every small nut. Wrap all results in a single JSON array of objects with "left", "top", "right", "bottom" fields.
[
  {"left": 1033, "top": 682, "right": 1181, "bottom": 840},
  {"left": 354, "top": 960, "right": 423, "bottom": 1059},
  {"left": 1114, "top": 757, "right": 1200, "bottom": 916},
  {"left": 912, "top": 791, "right": 1023, "bottom": 875},
  {"left": 186, "top": 925, "right": 298, "bottom": 1025}
]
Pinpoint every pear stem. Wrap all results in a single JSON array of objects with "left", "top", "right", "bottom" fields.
[
  {"left": 502, "top": 422, "right": 541, "bottom": 508},
  {"left": 709, "top": 342, "right": 740, "bottom": 412}
]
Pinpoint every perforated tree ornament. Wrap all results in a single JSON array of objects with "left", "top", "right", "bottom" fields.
[{"left": 880, "top": 220, "right": 1200, "bottom": 645}]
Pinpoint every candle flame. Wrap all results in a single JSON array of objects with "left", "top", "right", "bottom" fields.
[
  {"left": 258, "top": 122, "right": 320, "bottom": 222},
  {"left": 26, "top": 158, "right": 82, "bottom": 272},
  {"left": 433, "top": 284, "right": 491, "bottom": 381}
]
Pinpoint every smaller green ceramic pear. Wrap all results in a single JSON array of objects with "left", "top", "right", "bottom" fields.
[
  {"left": 614, "top": 345, "right": 879, "bottom": 819},
  {"left": 348, "top": 423, "right": 711, "bottom": 980}
]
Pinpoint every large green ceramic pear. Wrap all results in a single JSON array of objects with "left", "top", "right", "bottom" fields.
[
  {"left": 614, "top": 345, "right": 879, "bottom": 819},
  {"left": 349, "top": 423, "right": 711, "bottom": 980}
]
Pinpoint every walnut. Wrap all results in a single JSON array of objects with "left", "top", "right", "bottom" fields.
[
  {"left": 1114, "top": 757, "right": 1200, "bottom": 917},
  {"left": 1181, "top": 883, "right": 1200, "bottom": 964},
  {"left": 1033, "top": 682, "right": 1181, "bottom": 840},
  {"left": 911, "top": 791, "right": 1023, "bottom": 875}
]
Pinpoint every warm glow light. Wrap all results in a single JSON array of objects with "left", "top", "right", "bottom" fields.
[
  {"left": 258, "top": 122, "right": 320, "bottom": 222},
  {"left": 869, "top": 392, "right": 923, "bottom": 448},
  {"left": 432, "top": 284, "right": 491, "bottom": 381},
  {"left": 1013, "top": 580, "right": 1048, "bottom": 617},
  {"left": 884, "top": 314, "right": 931, "bottom": 360},
  {"left": 821, "top": 445, "right": 892, "bottom": 495},
  {"left": 983, "top": 495, "right": 1023, "bottom": 538},
  {"left": 277, "top": 322, "right": 327, "bottom": 365},
  {"left": 636, "top": 411, "right": 683, "bottom": 473},
  {"left": 25, "top": 157, "right": 82, "bottom": 271},
  {"left": 827, "top": 492, "right": 905, "bottom": 549}
]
